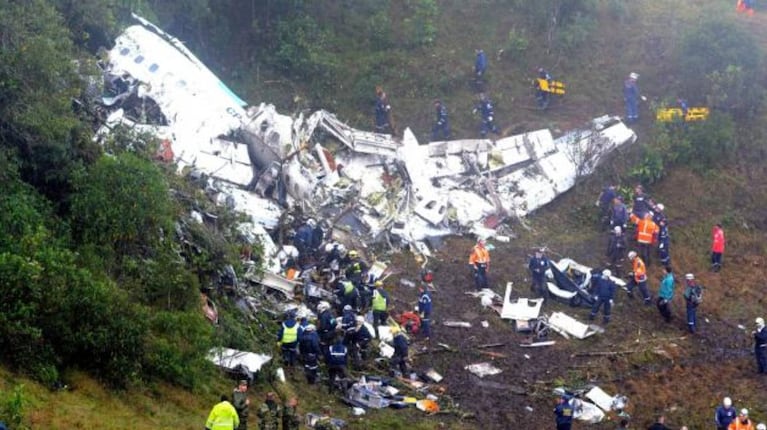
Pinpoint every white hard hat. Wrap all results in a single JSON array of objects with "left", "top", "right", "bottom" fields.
[
  {"left": 756, "top": 423, "right": 765, "bottom": 430},
  {"left": 355, "top": 316, "right": 365, "bottom": 324},
  {"left": 629, "top": 72, "right": 639, "bottom": 80},
  {"left": 627, "top": 251, "right": 637, "bottom": 259},
  {"left": 318, "top": 301, "right": 330, "bottom": 312},
  {"left": 307, "top": 218, "right": 317, "bottom": 228},
  {"left": 656, "top": 203, "right": 665, "bottom": 211},
  {"left": 756, "top": 317, "right": 765, "bottom": 326},
  {"left": 343, "top": 305, "right": 352, "bottom": 311},
  {"left": 685, "top": 273, "right": 695, "bottom": 280},
  {"left": 614, "top": 226, "right": 622, "bottom": 234},
  {"left": 724, "top": 397, "right": 732, "bottom": 407},
  {"left": 305, "top": 324, "right": 316, "bottom": 332},
  {"left": 602, "top": 269, "right": 612, "bottom": 278},
  {"left": 741, "top": 408, "right": 749, "bottom": 416}
]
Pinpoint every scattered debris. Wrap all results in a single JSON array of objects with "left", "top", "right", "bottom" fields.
[
  {"left": 442, "top": 320, "right": 472, "bottom": 328},
  {"left": 547, "top": 312, "right": 604, "bottom": 339},
  {"left": 465, "top": 362, "right": 502, "bottom": 378},
  {"left": 306, "top": 413, "right": 346, "bottom": 429},
  {"left": 519, "top": 340, "right": 556, "bottom": 348},
  {"left": 207, "top": 348, "right": 271, "bottom": 383}
]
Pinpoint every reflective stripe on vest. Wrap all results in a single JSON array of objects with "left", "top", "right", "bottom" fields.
[
  {"left": 281, "top": 323, "right": 298, "bottom": 344},
  {"left": 330, "top": 345, "right": 347, "bottom": 357},
  {"left": 372, "top": 290, "right": 387, "bottom": 311}
]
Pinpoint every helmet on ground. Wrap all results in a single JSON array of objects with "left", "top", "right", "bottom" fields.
[
  {"left": 741, "top": 409, "right": 749, "bottom": 416},
  {"left": 348, "top": 250, "right": 358, "bottom": 258},
  {"left": 305, "top": 324, "right": 316, "bottom": 332},
  {"left": 614, "top": 226, "right": 622, "bottom": 234},
  {"left": 685, "top": 273, "right": 695, "bottom": 280},
  {"left": 723, "top": 397, "right": 732, "bottom": 407},
  {"left": 756, "top": 317, "right": 765, "bottom": 326},
  {"left": 602, "top": 269, "right": 612, "bottom": 278},
  {"left": 627, "top": 251, "right": 637, "bottom": 259},
  {"left": 629, "top": 72, "right": 639, "bottom": 80}
]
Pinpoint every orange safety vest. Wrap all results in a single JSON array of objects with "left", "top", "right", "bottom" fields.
[
  {"left": 636, "top": 216, "right": 658, "bottom": 245},
  {"left": 729, "top": 419, "right": 755, "bottom": 430},
  {"left": 632, "top": 257, "right": 647, "bottom": 283},
  {"left": 469, "top": 245, "right": 490, "bottom": 266}
]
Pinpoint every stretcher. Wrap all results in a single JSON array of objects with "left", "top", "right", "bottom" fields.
[
  {"left": 655, "top": 107, "right": 709, "bottom": 122},
  {"left": 536, "top": 78, "right": 566, "bottom": 95}
]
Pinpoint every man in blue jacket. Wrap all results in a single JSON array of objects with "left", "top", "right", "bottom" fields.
[
  {"left": 714, "top": 396, "right": 737, "bottom": 430},
  {"left": 418, "top": 284, "right": 433, "bottom": 340},
  {"left": 623, "top": 72, "right": 640, "bottom": 123},
  {"left": 528, "top": 248, "right": 550, "bottom": 298},
  {"left": 299, "top": 324, "right": 320, "bottom": 384},
  {"left": 589, "top": 269, "right": 616, "bottom": 324},
  {"left": 475, "top": 49, "right": 487, "bottom": 79},
  {"left": 554, "top": 396, "right": 574, "bottom": 430},
  {"left": 431, "top": 99, "right": 450, "bottom": 141},
  {"left": 474, "top": 93, "right": 500, "bottom": 138}
]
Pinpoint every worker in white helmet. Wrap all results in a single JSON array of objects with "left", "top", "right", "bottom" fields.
[
  {"left": 589, "top": 269, "right": 617, "bottom": 324},
  {"left": 715, "top": 396, "right": 737, "bottom": 430},
  {"left": 753, "top": 317, "right": 767, "bottom": 374}
]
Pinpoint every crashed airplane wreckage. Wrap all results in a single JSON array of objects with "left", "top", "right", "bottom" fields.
[{"left": 96, "top": 14, "right": 637, "bottom": 272}]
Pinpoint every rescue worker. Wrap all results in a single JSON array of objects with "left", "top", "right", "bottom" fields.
[
  {"left": 391, "top": 325, "right": 410, "bottom": 376},
  {"left": 657, "top": 266, "right": 675, "bottom": 323},
  {"left": 623, "top": 72, "right": 640, "bottom": 123},
  {"left": 657, "top": 218, "right": 671, "bottom": 268},
  {"left": 341, "top": 305, "right": 357, "bottom": 345},
  {"left": 431, "top": 99, "right": 451, "bottom": 140},
  {"left": 282, "top": 397, "right": 300, "bottom": 430},
  {"left": 606, "top": 226, "right": 627, "bottom": 278},
  {"left": 715, "top": 397, "right": 738, "bottom": 430},
  {"left": 398, "top": 308, "right": 422, "bottom": 336},
  {"left": 589, "top": 269, "right": 616, "bottom": 324},
  {"left": 528, "top": 248, "right": 550, "bottom": 298},
  {"left": 257, "top": 392, "right": 281, "bottom": 430},
  {"left": 652, "top": 202, "right": 667, "bottom": 225},
  {"left": 205, "top": 394, "right": 240, "bottom": 430},
  {"left": 294, "top": 220, "right": 313, "bottom": 260},
  {"left": 277, "top": 311, "right": 299, "bottom": 367},
  {"left": 728, "top": 409, "right": 755, "bottom": 430},
  {"left": 712, "top": 223, "right": 726, "bottom": 272},
  {"left": 374, "top": 86, "right": 392, "bottom": 134},
  {"left": 322, "top": 241, "right": 345, "bottom": 275},
  {"left": 232, "top": 380, "right": 250, "bottom": 430},
  {"left": 473, "top": 93, "right": 500, "bottom": 138},
  {"left": 677, "top": 98, "right": 689, "bottom": 119},
  {"left": 469, "top": 238, "right": 491, "bottom": 290},
  {"left": 535, "top": 67, "right": 553, "bottom": 110},
  {"left": 631, "top": 184, "right": 650, "bottom": 220},
  {"left": 348, "top": 315, "right": 373, "bottom": 370},
  {"left": 475, "top": 49, "right": 487, "bottom": 79},
  {"left": 631, "top": 212, "right": 658, "bottom": 266},
  {"left": 309, "top": 219, "right": 324, "bottom": 256},
  {"left": 627, "top": 251, "right": 652, "bottom": 304},
  {"left": 648, "top": 415, "right": 671, "bottom": 430},
  {"left": 316, "top": 301, "right": 336, "bottom": 361},
  {"left": 299, "top": 324, "right": 320, "bottom": 384},
  {"left": 335, "top": 274, "right": 359, "bottom": 312},
  {"left": 610, "top": 196, "right": 629, "bottom": 231},
  {"left": 418, "top": 284, "right": 433, "bottom": 340},
  {"left": 682, "top": 273, "right": 703, "bottom": 334},
  {"left": 753, "top": 317, "right": 767, "bottom": 374},
  {"left": 554, "top": 395, "right": 574, "bottom": 430},
  {"left": 597, "top": 184, "right": 618, "bottom": 229},
  {"left": 371, "top": 281, "right": 390, "bottom": 339},
  {"left": 344, "top": 250, "right": 368, "bottom": 290},
  {"left": 327, "top": 335, "right": 348, "bottom": 393}
]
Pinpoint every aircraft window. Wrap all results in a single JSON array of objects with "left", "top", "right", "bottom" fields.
[
  {"left": 148, "top": 64, "right": 159, "bottom": 73},
  {"left": 119, "top": 48, "right": 130, "bottom": 56},
  {"left": 134, "top": 55, "right": 145, "bottom": 64}
]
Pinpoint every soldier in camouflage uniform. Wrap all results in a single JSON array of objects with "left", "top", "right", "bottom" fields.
[
  {"left": 257, "top": 392, "right": 281, "bottom": 430},
  {"left": 314, "top": 405, "right": 333, "bottom": 430},
  {"left": 282, "top": 397, "right": 300, "bottom": 430},
  {"left": 232, "top": 380, "right": 250, "bottom": 430}
]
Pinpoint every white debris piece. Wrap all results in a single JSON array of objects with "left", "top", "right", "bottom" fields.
[
  {"left": 501, "top": 282, "right": 544, "bottom": 320},
  {"left": 207, "top": 347, "right": 271, "bottom": 378},
  {"left": 572, "top": 398, "right": 606, "bottom": 423},
  {"left": 548, "top": 312, "right": 604, "bottom": 339},
  {"left": 465, "top": 362, "right": 502, "bottom": 378}
]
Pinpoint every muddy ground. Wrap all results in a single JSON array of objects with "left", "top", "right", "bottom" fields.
[{"left": 384, "top": 167, "right": 767, "bottom": 430}]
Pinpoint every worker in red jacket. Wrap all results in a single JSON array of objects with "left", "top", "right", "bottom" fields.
[{"left": 711, "top": 223, "right": 725, "bottom": 272}]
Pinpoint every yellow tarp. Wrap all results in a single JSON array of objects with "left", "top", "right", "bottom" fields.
[
  {"left": 655, "top": 107, "right": 709, "bottom": 122},
  {"left": 537, "top": 78, "right": 566, "bottom": 95}
]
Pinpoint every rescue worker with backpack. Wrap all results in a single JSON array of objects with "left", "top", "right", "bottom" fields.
[{"left": 682, "top": 273, "right": 703, "bottom": 333}]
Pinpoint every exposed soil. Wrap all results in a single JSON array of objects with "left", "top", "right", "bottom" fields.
[{"left": 386, "top": 167, "right": 767, "bottom": 430}]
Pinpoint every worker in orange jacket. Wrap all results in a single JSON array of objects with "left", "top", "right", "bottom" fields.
[
  {"left": 627, "top": 251, "right": 652, "bottom": 305},
  {"left": 469, "top": 238, "right": 490, "bottom": 290},
  {"left": 630, "top": 212, "right": 658, "bottom": 266},
  {"left": 728, "top": 409, "right": 756, "bottom": 430}
]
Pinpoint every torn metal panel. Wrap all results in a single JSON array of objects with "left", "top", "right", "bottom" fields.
[
  {"left": 501, "top": 287, "right": 544, "bottom": 321},
  {"left": 572, "top": 398, "right": 606, "bottom": 424},
  {"left": 207, "top": 347, "right": 271, "bottom": 379},
  {"left": 464, "top": 362, "right": 502, "bottom": 378},
  {"left": 584, "top": 386, "right": 623, "bottom": 413},
  {"left": 548, "top": 312, "right": 604, "bottom": 339},
  {"left": 250, "top": 272, "right": 303, "bottom": 299}
]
